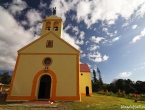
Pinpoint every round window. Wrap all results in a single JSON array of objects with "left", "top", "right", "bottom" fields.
[{"left": 43, "top": 57, "right": 52, "bottom": 65}]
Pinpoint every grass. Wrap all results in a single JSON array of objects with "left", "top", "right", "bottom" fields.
[
  {"left": 0, "top": 93, "right": 145, "bottom": 110},
  {"left": 72, "top": 93, "right": 145, "bottom": 110}
]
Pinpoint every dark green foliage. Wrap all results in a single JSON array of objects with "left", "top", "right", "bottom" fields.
[
  {"left": 97, "top": 67, "right": 103, "bottom": 89},
  {"left": 92, "top": 69, "right": 103, "bottom": 92},
  {"left": 93, "top": 70, "right": 97, "bottom": 83},
  {"left": 102, "top": 78, "right": 145, "bottom": 94},
  {"left": 0, "top": 72, "right": 11, "bottom": 84},
  {"left": 0, "top": 73, "right": 2, "bottom": 83}
]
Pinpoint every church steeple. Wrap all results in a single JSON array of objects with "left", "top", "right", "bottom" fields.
[{"left": 40, "top": 7, "right": 63, "bottom": 38}]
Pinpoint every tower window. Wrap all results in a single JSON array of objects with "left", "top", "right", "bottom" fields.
[
  {"left": 46, "top": 40, "right": 53, "bottom": 48},
  {"left": 46, "top": 21, "right": 51, "bottom": 31},
  {"left": 53, "top": 21, "right": 59, "bottom": 31},
  {"left": 54, "top": 26, "right": 58, "bottom": 31},
  {"left": 47, "top": 26, "right": 51, "bottom": 31}
]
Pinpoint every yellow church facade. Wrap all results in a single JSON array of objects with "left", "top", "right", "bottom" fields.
[{"left": 7, "top": 11, "right": 92, "bottom": 101}]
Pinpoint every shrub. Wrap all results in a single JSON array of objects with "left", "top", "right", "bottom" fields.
[
  {"left": 122, "top": 91, "right": 127, "bottom": 97},
  {"left": 139, "top": 94, "right": 145, "bottom": 101}
]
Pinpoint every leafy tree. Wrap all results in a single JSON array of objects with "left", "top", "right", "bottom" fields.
[
  {"left": 115, "top": 79, "right": 125, "bottom": 90},
  {"left": 1, "top": 72, "right": 11, "bottom": 84},
  {"left": 135, "top": 80, "right": 143, "bottom": 94},
  {"left": 107, "top": 82, "right": 118, "bottom": 93},
  {"left": 109, "top": 79, "right": 135, "bottom": 94}
]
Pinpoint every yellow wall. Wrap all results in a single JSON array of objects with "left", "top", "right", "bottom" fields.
[
  {"left": 10, "top": 54, "right": 77, "bottom": 97},
  {"left": 19, "top": 33, "right": 78, "bottom": 54},
  {"left": 80, "top": 72, "right": 92, "bottom": 96}
]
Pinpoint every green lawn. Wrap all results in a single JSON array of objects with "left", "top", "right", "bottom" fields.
[
  {"left": 0, "top": 93, "right": 145, "bottom": 110},
  {"left": 72, "top": 93, "right": 145, "bottom": 110}
]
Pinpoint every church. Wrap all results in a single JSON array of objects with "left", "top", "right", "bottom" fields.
[{"left": 6, "top": 8, "right": 92, "bottom": 101}]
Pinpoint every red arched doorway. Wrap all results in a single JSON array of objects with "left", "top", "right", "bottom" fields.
[{"left": 38, "top": 75, "right": 51, "bottom": 99}]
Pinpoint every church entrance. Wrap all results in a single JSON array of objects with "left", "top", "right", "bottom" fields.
[
  {"left": 86, "top": 86, "right": 89, "bottom": 96},
  {"left": 38, "top": 75, "right": 51, "bottom": 99}
]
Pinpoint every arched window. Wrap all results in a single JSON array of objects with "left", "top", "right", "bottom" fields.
[
  {"left": 46, "top": 21, "right": 51, "bottom": 31},
  {"left": 53, "top": 21, "right": 59, "bottom": 31}
]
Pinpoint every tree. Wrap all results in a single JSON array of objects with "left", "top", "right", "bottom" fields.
[
  {"left": 115, "top": 79, "right": 125, "bottom": 90},
  {"left": 1, "top": 72, "right": 11, "bottom": 84},
  {"left": 97, "top": 67, "right": 103, "bottom": 88},
  {"left": 135, "top": 80, "right": 143, "bottom": 94},
  {"left": 92, "top": 69, "right": 100, "bottom": 92},
  {"left": 93, "top": 69, "right": 97, "bottom": 83},
  {"left": 0, "top": 73, "right": 2, "bottom": 83}
]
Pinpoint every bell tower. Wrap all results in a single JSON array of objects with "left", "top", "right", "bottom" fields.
[{"left": 41, "top": 7, "right": 63, "bottom": 38}]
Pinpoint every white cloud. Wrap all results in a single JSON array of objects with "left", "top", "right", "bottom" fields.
[
  {"left": 64, "top": 25, "right": 80, "bottom": 35},
  {"left": 103, "top": 55, "right": 109, "bottom": 61},
  {"left": 0, "top": 6, "right": 39, "bottom": 70},
  {"left": 133, "top": 66, "right": 145, "bottom": 71},
  {"left": 102, "top": 28, "right": 117, "bottom": 37},
  {"left": 136, "top": 2, "right": 145, "bottom": 18},
  {"left": 87, "top": 51, "right": 109, "bottom": 62},
  {"left": 80, "top": 54, "right": 86, "bottom": 58},
  {"left": 75, "top": 40, "right": 84, "bottom": 45},
  {"left": 132, "top": 25, "right": 137, "bottom": 29},
  {"left": 90, "top": 36, "right": 105, "bottom": 44},
  {"left": 79, "top": 31, "right": 85, "bottom": 39},
  {"left": 39, "top": 0, "right": 47, "bottom": 9},
  {"left": 26, "top": 9, "right": 42, "bottom": 26},
  {"left": 102, "top": 39, "right": 109, "bottom": 44},
  {"left": 122, "top": 22, "right": 129, "bottom": 27},
  {"left": 50, "top": 0, "right": 145, "bottom": 28},
  {"left": 62, "top": 31, "right": 80, "bottom": 50},
  {"left": 75, "top": 31, "right": 85, "bottom": 45},
  {"left": 112, "top": 36, "right": 121, "bottom": 42},
  {"left": 8, "top": 0, "right": 27, "bottom": 15},
  {"left": 72, "top": 26, "right": 80, "bottom": 35},
  {"left": 64, "top": 24, "right": 71, "bottom": 31},
  {"left": 119, "top": 72, "right": 132, "bottom": 77},
  {"left": 131, "top": 28, "right": 145, "bottom": 43},
  {"left": 28, "top": 23, "right": 42, "bottom": 36},
  {"left": 21, "top": 20, "right": 27, "bottom": 26},
  {"left": 85, "top": 41, "right": 89, "bottom": 45},
  {"left": 87, "top": 44, "right": 100, "bottom": 51}
]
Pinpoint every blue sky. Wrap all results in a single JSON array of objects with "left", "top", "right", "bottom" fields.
[{"left": 0, "top": 0, "right": 145, "bottom": 84}]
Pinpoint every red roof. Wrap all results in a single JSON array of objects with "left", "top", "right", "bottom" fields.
[{"left": 80, "top": 64, "right": 91, "bottom": 72}]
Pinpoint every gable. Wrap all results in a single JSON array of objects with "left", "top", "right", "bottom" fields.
[{"left": 18, "top": 31, "right": 80, "bottom": 54}]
